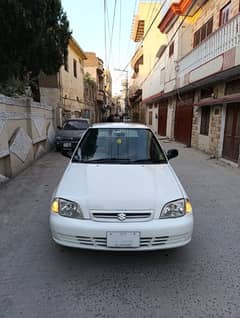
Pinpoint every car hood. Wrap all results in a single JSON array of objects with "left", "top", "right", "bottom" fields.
[
  {"left": 56, "top": 163, "right": 184, "bottom": 215},
  {"left": 56, "top": 129, "right": 85, "bottom": 138}
]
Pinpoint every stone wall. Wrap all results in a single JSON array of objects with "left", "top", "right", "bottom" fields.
[
  {"left": 191, "top": 106, "right": 199, "bottom": 148},
  {"left": 0, "top": 95, "right": 55, "bottom": 178},
  {"left": 191, "top": 104, "right": 223, "bottom": 158},
  {"left": 209, "top": 105, "right": 223, "bottom": 158}
]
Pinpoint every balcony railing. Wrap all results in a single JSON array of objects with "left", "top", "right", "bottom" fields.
[{"left": 178, "top": 14, "right": 240, "bottom": 78}]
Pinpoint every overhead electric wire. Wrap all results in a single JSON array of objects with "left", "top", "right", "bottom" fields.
[
  {"left": 108, "top": 0, "right": 117, "bottom": 69},
  {"left": 115, "top": 0, "right": 139, "bottom": 85},
  {"left": 144, "top": 1, "right": 155, "bottom": 30},
  {"left": 104, "top": 0, "right": 107, "bottom": 65},
  {"left": 118, "top": 0, "right": 122, "bottom": 66},
  {"left": 106, "top": 2, "right": 111, "bottom": 46},
  {"left": 141, "top": 0, "right": 200, "bottom": 91},
  {"left": 121, "top": 0, "right": 169, "bottom": 71},
  {"left": 148, "top": 1, "right": 161, "bottom": 30},
  {"left": 123, "top": 0, "right": 139, "bottom": 68}
]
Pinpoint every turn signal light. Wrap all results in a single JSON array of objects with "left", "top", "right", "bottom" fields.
[
  {"left": 51, "top": 199, "right": 59, "bottom": 213},
  {"left": 185, "top": 200, "right": 192, "bottom": 214}
]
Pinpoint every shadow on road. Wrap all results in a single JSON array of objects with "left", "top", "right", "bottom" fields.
[{"left": 50, "top": 241, "right": 192, "bottom": 268}]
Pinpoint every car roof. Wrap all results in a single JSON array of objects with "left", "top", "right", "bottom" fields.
[
  {"left": 91, "top": 123, "right": 149, "bottom": 129},
  {"left": 64, "top": 118, "right": 89, "bottom": 122}
]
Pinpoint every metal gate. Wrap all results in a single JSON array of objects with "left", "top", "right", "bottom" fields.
[
  {"left": 222, "top": 103, "right": 240, "bottom": 162},
  {"left": 158, "top": 100, "right": 168, "bottom": 136},
  {"left": 174, "top": 93, "right": 194, "bottom": 146}
]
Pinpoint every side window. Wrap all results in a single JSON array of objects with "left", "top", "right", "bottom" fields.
[
  {"left": 169, "top": 42, "right": 174, "bottom": 57},
  {"left": 193, "top": 17, "right": 213, "bottom": 48},
  {"left": 73, "top": 59, "right": 77, "bottom": 78},
  {"left": 200, "top": 106, "right": 210, "bottom": 136},
  {"left": 64, "top": 57, "right": 69, "bottom": 72},
  {"left": 149, "top": 111, "right": 153, "bottom": 125},
  {"left": 219, "top": 2, "right": 231, "bottom": 26}
]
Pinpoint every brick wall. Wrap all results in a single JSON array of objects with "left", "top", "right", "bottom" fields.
[
  {"left": 84, "top": 52, "right": 98, "bottom": 67},
  {"left": 192, "top": 0, "right": 239, "bottom": 36}
]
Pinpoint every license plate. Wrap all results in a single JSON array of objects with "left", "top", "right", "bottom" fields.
[
  {"left": 107, "top": 231, "right": 140, "bottom": 248},
  {"left": 63, "top": 142, "right": 71, "bottom": 148}
]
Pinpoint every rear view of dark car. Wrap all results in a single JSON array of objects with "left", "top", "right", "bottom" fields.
[{"left": 55, "top": 119, "right": 89, "bottom": 153}]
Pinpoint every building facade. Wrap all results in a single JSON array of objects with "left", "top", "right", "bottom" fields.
[
  {"left": 40, "top": 37, "right": 87, "bottom": 126},
  {"left": 129, "top": 1, "right": 166, "bottom": 124},
  {"left": 142, "top": 0, "right": 240, "bottom": 166},
  {"left": 84, "top": 53, "right": 106, "bottom": 122},
  {"left": 83, "top": 72, "right": 97, "bottom": 123}
]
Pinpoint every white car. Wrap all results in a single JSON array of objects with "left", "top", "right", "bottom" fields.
[{"left": 50, "top": 123, "right": 193, "bottom": 251}]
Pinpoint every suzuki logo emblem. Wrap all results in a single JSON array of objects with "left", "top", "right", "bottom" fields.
[{"left": 117, "top": 212, "right": 126, "bottom": 221}]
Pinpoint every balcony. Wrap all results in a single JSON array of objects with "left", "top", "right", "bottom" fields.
[
  {"left": 178, "top": 14, "right": 240, "bottom": 88},
  {"left": 97, "top": 58, "right": 104, "bottom": 74},
  {"left": 131, "top": 46, "right": 143, "bottom": 69},
  {"left": 97, "top": 90, "right": 104, "bottom": 102}
]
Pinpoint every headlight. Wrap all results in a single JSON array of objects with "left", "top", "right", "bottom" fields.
[
  {"left": 160, "top": 199, "right": 192, "bottom": 218},
  {"left": 51, "top": 198, "right": 83, "bottom": 219},
  {"left": 56, "top": 136, "right": 62, "bottom": 141}
]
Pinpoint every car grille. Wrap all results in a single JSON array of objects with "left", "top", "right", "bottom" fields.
[
  {"left": 91, "top": 211, "right": 153, "bottom": 222},
  {"left": 57, "top": 234, "right": 190, "bottom": 248},
  {"left": 74, "top": 235, "right": 169, "bottom": 247}
]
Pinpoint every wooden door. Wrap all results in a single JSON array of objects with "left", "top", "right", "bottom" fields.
[
  {"left": 158, "top": 101, "right": 168, "bottom": 136},
  {"left": 222, "top": 103, "right": 240, "bottom": 162},
  {"left": 174, "top": 104, "right": 193, "bottom": 146}
]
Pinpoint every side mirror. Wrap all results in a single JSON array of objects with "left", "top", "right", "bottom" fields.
[
  {"left": 61, "top": 150, "right": 73, "bottom": 158},
  {"left": 167, "top": 149, "right": 178, "bottom": 160},
  {"left": 57, "top": 126, "right": 62, "bottom": 130}
]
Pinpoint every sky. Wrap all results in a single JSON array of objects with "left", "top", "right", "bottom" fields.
[{"left": 61, "top": 0, "right": 140, "bottom": 96}]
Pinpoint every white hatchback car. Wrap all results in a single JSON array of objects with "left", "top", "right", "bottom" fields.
[{"left": 50, "top": 123, "right": 193, "bottom": 251}]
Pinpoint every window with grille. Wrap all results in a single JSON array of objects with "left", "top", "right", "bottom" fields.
[
  {"left": 193, "top": 17, "right": 213, "bottom": 48},
  {"left": 200, "top": 106, "right": 210, "bottom": 135}
]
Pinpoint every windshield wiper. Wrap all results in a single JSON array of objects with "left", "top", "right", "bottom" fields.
[
  {"left": 130, "top": 159, "right": 166, "bottom": 164},
  {"left": 82, "top": 158, "right": 131, "bottom": 163}
]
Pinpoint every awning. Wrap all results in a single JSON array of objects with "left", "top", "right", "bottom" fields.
[
  {"left": 195, "top": 94, "right": 240, "bottom": 107},
  {"left": 142, "top": 91, "right": 164, "bottom": 104}
]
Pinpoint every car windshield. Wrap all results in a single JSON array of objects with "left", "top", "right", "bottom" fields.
[
  {"left": 63, "top": 120, "right": 88, "bottom": 130},
  {"left": 73, "top": 128, "right": 167, "bottom": 164}
]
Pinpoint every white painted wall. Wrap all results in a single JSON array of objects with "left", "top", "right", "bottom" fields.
[
  {"left": 166, "top": 98, "right": 176, "bottom": 138},
  {"left": 152, "top": 105, "right": 158, "bottom": 134}
]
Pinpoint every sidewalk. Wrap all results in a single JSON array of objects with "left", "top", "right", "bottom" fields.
[{"left": 157, "top": 136, "right": 240, "bottom": 173}]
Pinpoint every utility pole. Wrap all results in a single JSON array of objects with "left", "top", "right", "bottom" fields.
[{"left": 114, "top": 68, "right": 128, "bottom": 116}]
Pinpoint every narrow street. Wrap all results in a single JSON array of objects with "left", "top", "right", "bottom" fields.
[{"left": 0, "top": 143, "right": 240, "bottom": 318}]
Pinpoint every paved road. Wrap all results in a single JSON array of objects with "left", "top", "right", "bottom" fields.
[{"left": 1, "top": 143, "right": 240, "bottom": 318}]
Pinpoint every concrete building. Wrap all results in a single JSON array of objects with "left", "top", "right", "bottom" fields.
[
  {"left": 129, "top": 1, "right": 166, "bottom": 124},
  {"left": 40, "top": 37, "right": 87, "bottom": 125},
  {"left": 83, "top": 72, "right": 97, "bottom": 124},
  {"left": 84, "top": 52, "right": 105, "bottom": 122},
  {"left": 142, "top": 0, "right": 240, "bottom": 166},
  {"left": 104, "top": 69, "right": 113, "bottom": 117}
]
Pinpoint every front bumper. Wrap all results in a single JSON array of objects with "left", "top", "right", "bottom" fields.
[{"left": 50, "top": 213, "right": 193, "bottom": 251}]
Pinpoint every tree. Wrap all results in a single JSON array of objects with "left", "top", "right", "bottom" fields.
[{"left": 0, "top": 0, "right": 71, "bottom": 95}]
